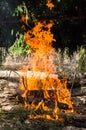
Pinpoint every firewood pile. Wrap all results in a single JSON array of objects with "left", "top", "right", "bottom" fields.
[{"left": 0, "top": 69, "right": 86, "bottom": 128}]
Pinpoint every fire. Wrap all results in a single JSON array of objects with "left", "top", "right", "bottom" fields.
[
  {"left": 19, "top": 20, "right": 73, "bottom": 120},
  {"left": 20, "top": 14, "right": 26, "bottom": 23},
  {"left": 46, "top": 0, "right": 54, "bottom": 10}
]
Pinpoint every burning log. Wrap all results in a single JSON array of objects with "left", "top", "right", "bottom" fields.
[
  {"left": 0, "top": 70, "right": 86, "bottom": 90},
  {"left": 0, "top": 70, "right": 58, "bottom": 79},
  {"left": 0, "top": 70, "right": 86, "bottom": 87},
  {"left": 0, "top": 69, "right": 86, "bottom": 121}
]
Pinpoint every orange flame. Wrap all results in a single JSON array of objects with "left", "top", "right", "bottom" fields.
[
  {"left": 20, "top": 14, "right": 26, "bottom": 22},
  {"left": 25, "top": 21, "right": 55, "bottom": 51},
  {"left": 46, "top": 0, "right": 54, "bottom": 10},
  {"left": 19, "top": 20, "right": 73, "bottom": 120}
]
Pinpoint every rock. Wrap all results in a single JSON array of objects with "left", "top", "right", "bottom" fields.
[
  {"left": 24, "top": 119, "right": 30, "bottom": 124},
  {"left": 1, "top": 105, "right": 14, "bottom": 111}
]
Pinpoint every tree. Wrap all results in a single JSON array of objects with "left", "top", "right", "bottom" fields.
[
  {"left": 15, "top": 0, "right": 86, "bottom": 52},
  {"left": 1, "top": 0, "right": 86, "bottom": 53}
]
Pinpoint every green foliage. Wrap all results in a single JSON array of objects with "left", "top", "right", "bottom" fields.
[
  {"left": 77, "top": 46, "right": 86, "bottom": 72},
  {"left": 10, "top": 0, "right": 86, "bottom": 53},
  {"left": 55, "top": 46, "right": 86, "bottom": 79},
  {"left": 13, "top": 2, "right": 28, "bottom": 16},
  {"left": 8, "top": 32, "right": 31, "bottom": 57},
  {"left": 8, "top": 2, "right": 31, "bottom": 57},
  {"left": 13, "top": 2, "right": 30, "bottom": 25}
]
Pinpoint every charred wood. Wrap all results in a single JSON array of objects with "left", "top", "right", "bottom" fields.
[{"left": 26, "top": 97, "right": 70, "bottom": 110}]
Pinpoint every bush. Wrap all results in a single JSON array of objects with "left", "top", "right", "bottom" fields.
[{"left": 8, "top": 32, "right": 31, "bottom": 57}]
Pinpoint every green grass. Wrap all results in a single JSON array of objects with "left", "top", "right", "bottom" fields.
[{"left": 0, "top": 107, "right": 64, "bottom": 130}]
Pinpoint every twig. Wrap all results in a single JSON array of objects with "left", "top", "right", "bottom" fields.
[
  {"left": 7, "top": 70, "right": 20, "bottom": 88},
  {"left": 70, "top": 72, "right": 76, "bottom": 94}
]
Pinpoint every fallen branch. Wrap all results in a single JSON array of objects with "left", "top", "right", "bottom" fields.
[
  {"left": 0, "top": 70, "right": 58, "bottom": 79},
  {"left": 59, "top": 112, "right": 86, "bottom": 121},
  {"left": 58, "top": 112, "right": 86, "bottom": 127},
  {"left": 71, "top": 87, "right": 86, "bottom": 97}
]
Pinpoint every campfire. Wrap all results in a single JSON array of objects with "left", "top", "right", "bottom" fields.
[{"left": 18, "top": 20, "right": 73, "bottom": 120}]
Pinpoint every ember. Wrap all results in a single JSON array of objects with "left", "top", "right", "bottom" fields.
[{"left": 18, "top": 20, "right": 73, "bottom": 120}]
